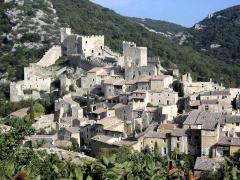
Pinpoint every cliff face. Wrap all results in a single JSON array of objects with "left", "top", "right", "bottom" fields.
[{"left": 0, "top": 0, "right": 61, "bottom": 80}]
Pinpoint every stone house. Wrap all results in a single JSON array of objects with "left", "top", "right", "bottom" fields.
[
  {"left": 182, "top": 73, "right": 224, "bottom": 96},
  {"left": 102, "top": 78, "right": 125, "bottom": 98},
  {"left": 58, "top": 127, "right": 81, "bottom": 146},
  {"left": 55, "top": 94, "right": 83, "bottom": 120},
  {"left": 213, "top": 137, "right": 240, "bottom": 157},
  {"left": 183, "top": 111, "right": 225, "bottom": 157},
  {"left": 81, "top": 67, "right": 115, "bottom": 93},
  {"left": 148, "top": 89, "right": 178, "bottom": 106}
]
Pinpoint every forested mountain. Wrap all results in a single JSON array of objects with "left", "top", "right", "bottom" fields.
[
  {"left": 129, "top": 17, "right": 186, "bottom": 38},
  {"left": 179, "top": 5, "right": 240, "bottom": 65}
]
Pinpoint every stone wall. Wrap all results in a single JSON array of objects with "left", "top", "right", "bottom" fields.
[{"left": 36, "top": 45, "right": 62, "bottom": 67}]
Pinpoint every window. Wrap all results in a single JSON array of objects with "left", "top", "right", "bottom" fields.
[
  {"left": 137, "top": 112, "right": 141, "bottom": 118},
  {"left": 163, "top": 147, "right": 167, "bottom": 155},
  {"left": 100, "top": 46, "right": 103, "bottom": 49},
  {"left": 177, "top": 137, "right": 180, "bottom": 141},
  {"left": 177, "top": 143, "right": 180, "bottom": 148},
  {"left": 93, "top": 79, "right": 94, "bottom": 82},
  {"left": 92, "top": 50, "right": 94, "bottom": 53},
  {"left": 86, "top": 41, "right": 87, "bottom": 44},
  {"left": 167, "top": 100, "right": 169, "bottom": 105},
  {"left": 237, "top": 123, "right": 239, "bottom": 126},
  {"left": 205, "top": 105, "right": 209, "bottom": 111}
]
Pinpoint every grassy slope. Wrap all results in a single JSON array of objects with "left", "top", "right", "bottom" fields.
[{"left": 51, "top": 0, "right": 240, "bottom": 87}]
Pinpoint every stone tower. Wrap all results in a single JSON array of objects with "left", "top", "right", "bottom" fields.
[{"left": 60, "top": 27, "right": 71, "bottom": 43}]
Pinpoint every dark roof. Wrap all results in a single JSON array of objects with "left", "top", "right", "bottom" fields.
[
  {"left": 200, "top": 99, "right": 218, "bottom": 105},
  {"left": 183, "top": 111, "right": 225, "bottom": 130},
  {"left": 194, "top": 157, "right": 222, "bottom": 171},
  {"left": 201, "top": 90, "right": 230, "bottom": 96},
  {"left": 226, "top": 115, "right": 240, "bottom": 123},
  {"left": 217, "top": 137, "right": 240, "bottom": 146}
]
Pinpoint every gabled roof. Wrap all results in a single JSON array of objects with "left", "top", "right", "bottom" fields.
[{"left": 183, "top": 111, "right": 225, "bottom": 130}]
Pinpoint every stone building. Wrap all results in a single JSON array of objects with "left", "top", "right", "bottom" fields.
[
  {"left": 58, "top": 127, "right": 81, "bottom": 146},
  {"left": 10, "top": 54, "right": 65, "bottom": 102},
  {"left": 123, "top": 41, "right": 163, "bottom": 80},
  {"left": 55, "top": 94, "right": 83, "bottom": 128},
  {"left": 213, "top": 137, "right": 240, "bottom": 157},
  {"left": 61, "top": 27, "right": 104, "bottom": 58},
  {"left": 183, "top": 111, "right": 225, "bottom": 157},
  {"left": 182, "top": 73, "right": 224, "bottom": 96}
]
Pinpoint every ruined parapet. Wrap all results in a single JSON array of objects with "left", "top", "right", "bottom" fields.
[
  {"left": 36, "top": 45, "right": 62, "bottom": 67},
  {"left": 147, "top": 56, "right": 166, "bottom": 73},
  {"left": 10, "top": 81, "right": 41, "bottom": 102},
  {"left": 182, "top": 73, "right": 192, "bottom": 83},
  {"left": 10, "top": 81, "right": 24, "bottom": 102}
]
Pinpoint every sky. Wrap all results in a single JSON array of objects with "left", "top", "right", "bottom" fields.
[{"left": 91, "top": 0, "right": 240, "bottom": 27}]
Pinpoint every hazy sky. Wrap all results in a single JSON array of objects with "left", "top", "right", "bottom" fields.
[{"left": 91, "top": 0, "right": 240, "bottom": 27}]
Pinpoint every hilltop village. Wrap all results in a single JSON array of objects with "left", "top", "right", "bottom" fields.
[{"left": 2, "top": 26, "right": 240, "bottom": 175}]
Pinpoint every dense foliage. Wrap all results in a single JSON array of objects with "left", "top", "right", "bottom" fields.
[
  {"left": 184, "top": 5, "right": 240, "bottom": 66},
  {"left": 129, "top": 17, "right": 186, "bottom": 34},
  {"left": 51, "top": 0, "right": 240, "bottom": 87}
]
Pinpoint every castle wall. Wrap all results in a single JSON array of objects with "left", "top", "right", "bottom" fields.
[{"left": 36, "top": 46, "right": 62, "bottom": 67}]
